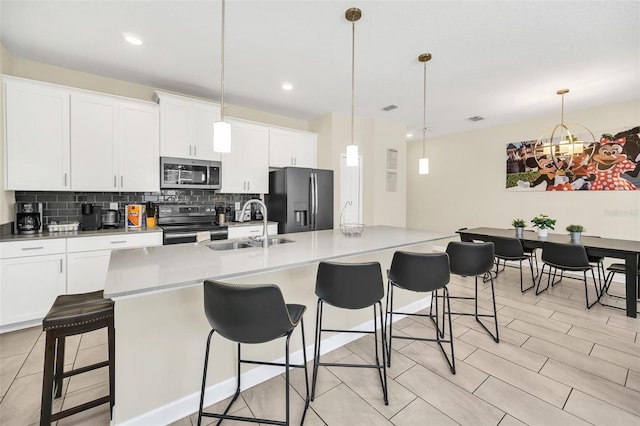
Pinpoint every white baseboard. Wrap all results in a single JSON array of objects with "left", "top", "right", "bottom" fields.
[{"left": 117, "top": 296, "right": 431, "bottom": 426}]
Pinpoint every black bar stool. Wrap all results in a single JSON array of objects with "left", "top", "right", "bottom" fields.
[
  {"left": 385, "top": 251, "right": 455, "bottom": 374},
  {"left": 40, "top": 290, "right": 115, "bottom": 426},
  {"left": 536, "top": 241, "right": 600, "bottom": 309},
  {"left": 445, "top": 241, "right": 500, "bottom": 343},
  {"left": 198, "top": 280, "right": 309, "bottom": 426},
  {"left": 311, "top": 261, "right": 388, "bottom": 405}
]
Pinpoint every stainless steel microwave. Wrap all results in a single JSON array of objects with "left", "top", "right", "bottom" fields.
[{"left": 160, "top": 157, "right": 221, "bottom": 190}]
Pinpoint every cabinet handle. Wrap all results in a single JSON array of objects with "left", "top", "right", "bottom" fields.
[
  {"left": 247, "top": 181, "right": 250, "bottom": 191},
  {"left": 21, "top": 246, "right": 44, "bottom": 251},
  {"left": 60, "top": 259, "right": 63, "bottom": 273},
  {"left": 110, "top": 240, "right": 127, "bottom": 244},
  {"left": 194, "top": 146, "right": 197, "bottom": 156},
  {"left": 64, "top": 173, "right": 68, "bottom": 187},
  {"left": 250, "top": 229, "right": 260, "bottom": 233},
  {"left": 189, "top": 145, "right": 192, "bottom": 156},
  {"left": 121, "top": 176, "right": 124, "bottom": 187},
  {"left": 114, "top": 175, "right": 117, "bottom": 188}
]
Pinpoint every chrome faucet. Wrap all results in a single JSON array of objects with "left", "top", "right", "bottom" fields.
[{"left": 240, "top": 199, "right": 269, "bottom": 248}]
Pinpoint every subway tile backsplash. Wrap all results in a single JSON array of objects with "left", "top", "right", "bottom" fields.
[{"left": 14, "top": 190, "right": 258, "bottom": 226}]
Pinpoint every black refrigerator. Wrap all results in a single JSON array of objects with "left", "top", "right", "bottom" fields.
[{"left": 266, "top": 167, "right": 334, "bottom": 234}]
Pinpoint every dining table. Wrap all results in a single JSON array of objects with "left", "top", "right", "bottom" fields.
[{"left": 456, "top": 227, "right": 640, "bottom": 318}]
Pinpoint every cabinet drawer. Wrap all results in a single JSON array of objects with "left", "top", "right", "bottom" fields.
[
  {"left": 0, "top": 239, "right": 66, "bottom": 259},
  {"left": 67, "top": 232, "right": 162, "bottom": 252}
]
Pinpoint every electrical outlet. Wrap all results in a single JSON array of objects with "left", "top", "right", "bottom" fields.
[{"left": 110, "top": 202, "right": 118, "bottom": 210}]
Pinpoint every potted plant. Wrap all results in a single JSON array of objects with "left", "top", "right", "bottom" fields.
[
  {"left": 566, "top": 224, "right": 584, "bottom": 242},
  {"left": 531, "top": 214, "right": 556, "bottom": 238},
  {"left": 512, "top": 219, "right": 526, "bottom": 238}
]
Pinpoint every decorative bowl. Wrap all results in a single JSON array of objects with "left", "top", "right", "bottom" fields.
[{"left": 340, "top": 223, "right": 365, "bottom": 237}]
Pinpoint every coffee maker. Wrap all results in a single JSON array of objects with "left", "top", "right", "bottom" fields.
[
  {"left": 14, "top": 203, "right": 43, "bottom": 235},
  {"left": 81, "top": 204, "right": 102, "bottom": 231}
]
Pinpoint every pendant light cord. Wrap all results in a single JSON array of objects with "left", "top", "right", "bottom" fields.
[
  {"left": 351, "top": 17, "right": 355, "bottom": 146},
  {"left": 220, "top": 0, "right": 225, "bottom": 121},
  {"left": 422, "top": 60, "right": 427, "bottom": 158}
]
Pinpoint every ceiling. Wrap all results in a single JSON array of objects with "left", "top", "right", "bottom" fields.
[{"left": 1, "top": 1, "right": 639, "bottom": 141}]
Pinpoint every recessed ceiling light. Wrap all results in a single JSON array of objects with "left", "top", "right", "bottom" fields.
[
  {"left": 282, "top": 82, "right": 293, "bottom": 90},
  {"left": 123, "top": 33, "right": 143, "bottom": 46},
  {"left": 406, "top": 133, "right": 413, "bottom": 138}
]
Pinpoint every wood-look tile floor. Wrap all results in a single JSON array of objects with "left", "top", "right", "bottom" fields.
[{"left": 1, "top": 266, "right": 638, "bottom": 425}]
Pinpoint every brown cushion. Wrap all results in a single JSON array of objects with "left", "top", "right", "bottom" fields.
[{"left": 43, "top": 290, "right": 114, "bottom": 331}]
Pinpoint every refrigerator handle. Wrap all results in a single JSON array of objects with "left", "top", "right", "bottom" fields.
[
  {"left": 310, "top": 172, "right": 316, "bottom": 229},
  {"left": 314, "top": 172, "right": 319, "bottom": 227}
]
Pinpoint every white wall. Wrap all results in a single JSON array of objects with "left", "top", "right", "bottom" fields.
[
  {"left": 309, "top": 113, "right": 407, "bottom": 228},
  {"left": 407, "top": 99, "right": 640, "bottom": 241}
]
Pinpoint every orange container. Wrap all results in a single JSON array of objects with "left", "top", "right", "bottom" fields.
[{"left": 127, "top": 205, "right": 143, "bottom": 228}]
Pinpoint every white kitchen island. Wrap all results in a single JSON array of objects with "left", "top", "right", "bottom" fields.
[{"left": 104, "top": 226, "right": 454, "bottom": 425}]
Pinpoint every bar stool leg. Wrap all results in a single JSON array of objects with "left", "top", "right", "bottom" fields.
[
  {"left": 299, "top": 317, "right": 310, "bottom": 424},
  {"left": 384, "top": 282, "right": 394, "bottom": 366},
  {"left": 310, "top": 299, "right": 323, "bottom": 401},
  {"left": 54, "top": 335, "right": 65, "bottom": 398},
  {"left": 40, "top": 330, "right": 56, "bottom": 426},
  {"left": 197, "top": 329, "right": 215, "bottom": 426},
  {"left": 107, "top": 316, "right": 116, "bottom": 415},
  {"left": 375, "top": 301, "right": 388, "bottom": 405}
]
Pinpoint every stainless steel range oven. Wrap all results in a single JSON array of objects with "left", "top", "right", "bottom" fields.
[{"left": 157, "top": 204, "right": 228, "bottom": 245}]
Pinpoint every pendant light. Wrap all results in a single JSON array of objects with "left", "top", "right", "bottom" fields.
[
  {"left": 213, "top": 0, "right": 231, "bottom": 153},
  {"left": 534, "top": 89, "right": 595, "bottom": 172},
  {"left": 345, "top": 7, "right": 361, "bottom": 167},
  {"left": 418, "top": 53, "right": 432, "bottom": 175}
]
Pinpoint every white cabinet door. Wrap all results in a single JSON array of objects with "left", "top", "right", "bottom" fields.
[
  {"left": 192, "top": 104, "right": 221, "bottom": 161},
  {"left": 70, "top": 92, "right": 118, "bottom": 191},
  {"left": 269, "top": 128, "right": 317, "bottom": 169},
  {"left": 220, "top": 120, "right": 269, "bottom": 194},
  {"left": 118, "top": 101, "right": 160, "bottom": 192},
  {"left": 0, "top": 254, "right": 66, "bottom": 325},
  {"left": 156, "top": 91, "right": 221, "bottom": 161},
  {"left": 243, "top": 125, "right": 270, "bottom": 193},
  {"left": 3, "top": 77, "right": 70, "bottom": 190},
  {"left": 67, "top": 250, "right": 111, "bottom": 294}
]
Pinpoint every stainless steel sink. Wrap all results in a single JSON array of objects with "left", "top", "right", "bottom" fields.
[
  {"left": 207, "top": 237, "right": 294, "bottom": 251},
  {"left": 266, "top": 237, "right": 294, "bottom": 245},
  {"left": 207, "top": 241, "right": 254, "bottom": 251}
]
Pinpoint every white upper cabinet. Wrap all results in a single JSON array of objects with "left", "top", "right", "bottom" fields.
[
  {"left": 3, "top": 76, "right": 71, "bottom": 190},
  {"left": 269, "top": 127, "right": 317, "bottom": 169},
  {"left": 118, "top": 100, "right": 160, "bottom": 191},
  {"left": 219, "top": 119, "right": 269, "bottom": 194},
  {"left": 70, "top": 92, "right": 118, "bottom": 191},
  {"left": 4, "top": 76, "right": 159, "bottom": 192},
  {"left": 71, "top": 92, "right": 159, "bottom": 192},
  {"left": 154, "top": 91, "right": 221, "bottom": 161}
]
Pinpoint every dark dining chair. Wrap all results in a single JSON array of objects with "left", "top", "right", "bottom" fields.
[
  {"left": 445, "top": 241, "right": 499, "bottom": 343},
  {"left": 535, "top": 242, "right": 599, "bottom": 309},
  {"left": 385, "top": 251, "right": 455, "bottom": 374},
  {"left": 311, "top": 261, "right": 388, "bottom": 405},
  {"left": 491, "top": 236, "right": 537, "bottom": 292},
  {"left": 598, "top": 263, "right": 640, "bottom": 310},
  {"left": 198, "top": 280, "right": 309, "bottom": 426}
]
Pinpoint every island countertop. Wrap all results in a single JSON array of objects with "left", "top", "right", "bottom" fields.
[{"left": 104, "top": 225, "right": 454, "bottom": 299}]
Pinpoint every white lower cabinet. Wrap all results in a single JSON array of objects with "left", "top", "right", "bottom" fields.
[
  {"left": 66, "top": 232, "right": 162, "bottom": 294},
  {"left": 0, "top": 239, "right": 66, "bottom": 326},
  {"left": 227, "top": 223, "right": 278, "bottom": 239}
]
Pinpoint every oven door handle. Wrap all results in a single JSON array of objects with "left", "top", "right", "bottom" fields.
[{"left": 164, "top": 232, "right": 198, "bottom": 239}]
